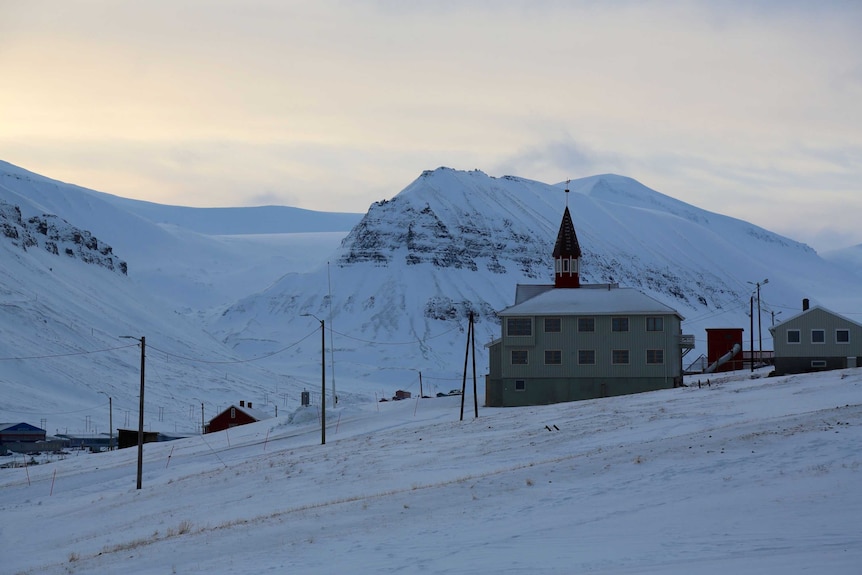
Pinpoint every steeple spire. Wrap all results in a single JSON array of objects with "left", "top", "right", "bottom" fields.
[{"left": 553, "top": 188, "right": 582, "bottom": 288}]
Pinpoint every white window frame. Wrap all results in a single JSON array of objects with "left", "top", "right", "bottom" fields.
[
  {"left": 787, "top": 329, "right": 801, "bottom": 344},
  {"left": 578, "top": 349, "right": 595, "bottom": 365},
  {"left": 612, "top": 317, "right": 630, "bottom": 332},
  {"left": 646, "top": 317, "right": 664, "bottom": 332},
  {"left": 507, "top": 318, "right": 532, "bottom": 336},
  {"left": 544, "top": 349, "right": 562, "bottom": 365},
  {"left": 578, "top": 317, "right": 595, "bottom": 332},
  {"left": 646, "top": 349, "right": 664, "bottom": 364},
  {"left": 811, "top": 360, "right": 827, "bottom": 368},
  {"left": 612, "top": 349, "right": 630, "bottom": 365},
  {"left": 811, "top": 329, "right": 825, "bottom": 344},
  {"left": 514, "top": 380, "right": 526, "bottom": 392},
  {"left": 836, "top": 329, "right": 850, "bottom": 344},
  {"left": 544, "top": 317, "right": 561, "bottom": 333},
  {"left": 511, "top": 350, "right": 528, "bottom": 365}
]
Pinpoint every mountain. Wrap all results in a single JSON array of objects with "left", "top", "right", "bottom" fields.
[
  {"left": 211, "top": 167, "right": 862, "bottom": 391},
  {"left": 0, "top": 160, "right": 361, "bottom": 308},
  {"left": 2, "top": 160, "right": 862, "bottom": 434}
]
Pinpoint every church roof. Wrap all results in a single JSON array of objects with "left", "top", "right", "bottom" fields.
[
  {"left": 498, "top": 286, "right": 684, "bottom": 319},
  {"left": 552, "top": 206, "right": 582, "bottom": 259}
]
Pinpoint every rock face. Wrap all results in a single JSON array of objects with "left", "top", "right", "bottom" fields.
[{"left": 0, "top": 199, "right": 127, "bottom": 275}]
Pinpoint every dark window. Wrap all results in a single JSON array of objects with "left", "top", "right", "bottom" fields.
[
  {"left": 787, "top": 330, "right": 801, "bottom": 344},
  {"left": 544, "top": 318, "right": 561, "bottom": 333},
  {"left": 612, "top": 317, "right": 629, "bottom": 332},
  {"left": 646, "top": 349, "right": 664, "bottom": 364},
  {"left": 578, "top": 317, "right": 595, "bottom": 332},
  {"left": 514, "top": 380, "right": 526, "bottom": 391},
  {"left": 507, "top": 318, "right": 532, "bottom": 336},
  {"left": 837, "top": 329, "right": 850, "bottom": 344},
  {"left": 811, "top": 360, "right": 827, "bottom": 368},
  {"left": 230, "top": 407, "right": 236, "bottom": 419},
  {"left": 811, "top": 329, "right": 825, "bottom": 344},
  {"left": 646, "top": 317, "right": 664, "bottom": 332},
  {"left": 545, "top": 350, "right": 562, "bottom": 365},
  {"left": 578, "top": 350, "right": 595, "bottom": 364},
  {"left": 612, "top": 349, "right": 630, "bottom": 364},
  {"left": 511, "top": 350, "right": 528, "bottom": 365}
]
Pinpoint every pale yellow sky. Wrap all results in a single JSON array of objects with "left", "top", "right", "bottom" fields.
[{"left": 1, "top": 1, "right": 860, "bottom": 250}]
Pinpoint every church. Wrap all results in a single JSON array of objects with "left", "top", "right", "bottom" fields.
[{"left": 485, "top": 199, "right": 692, "bottom": 407}]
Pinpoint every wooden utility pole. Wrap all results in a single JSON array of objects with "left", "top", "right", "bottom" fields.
[{"left": 460, "top": 312, "right": 478, "bottom": 421}]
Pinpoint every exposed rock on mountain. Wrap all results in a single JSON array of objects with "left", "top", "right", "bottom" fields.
[{"left": 0, "top": 199, "right": 127, "bottom": 274}]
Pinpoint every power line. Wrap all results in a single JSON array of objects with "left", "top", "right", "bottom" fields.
[{"left": 0, "top": 343, "right": 137, "bottom": 361}]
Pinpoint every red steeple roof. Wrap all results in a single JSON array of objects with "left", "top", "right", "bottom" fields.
[
  {"left": 552, "top": 206, "right": 581, "bottom": 260},
  {"left": 553, "top": 205, "right": 582, "bottom": 288}
]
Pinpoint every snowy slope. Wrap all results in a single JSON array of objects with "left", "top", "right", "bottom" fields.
[
  {"left": 2, "top": 368, "right": 860, "bottom": 574},
  {"left": 0, "top": 160, "right": 358, "bottom": 307}
]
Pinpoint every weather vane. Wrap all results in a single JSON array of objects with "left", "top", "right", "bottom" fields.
[{"left": 565, "top": 180, "right": 570, "bottom": 207}]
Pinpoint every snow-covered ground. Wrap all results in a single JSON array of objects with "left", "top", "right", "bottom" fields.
[{"left": 2, "top": 367, "right": 860, "bottom": 574}]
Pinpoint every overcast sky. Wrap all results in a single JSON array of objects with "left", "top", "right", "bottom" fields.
[{"left": 1, "top": 1, "right": 860, "bottom": 251}]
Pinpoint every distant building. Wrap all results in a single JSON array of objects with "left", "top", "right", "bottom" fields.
[
  {"left": 769, "top": 300, "right": 862, "bottom": 375},
  {"left": 485, "top": 201, "right": 692, "bottom": 407},
  {"left": 706, "top": 328, "right": 744, "bottom": 372},
  {"left": 0, "top": 422, "right": 46, "bottom": 443},
  {"left": 394, "top": 390, "right": 412, "bottom": 400},
  {"left": 206, "top": 400, "right": 272, "bottom": 434},
  {"left": 117, "top": 429, "right": 161, "bottom": 449}
]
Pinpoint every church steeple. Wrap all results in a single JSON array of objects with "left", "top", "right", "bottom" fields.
[{"left": 553, "top": 204, "right": 582, "bottom": 288}]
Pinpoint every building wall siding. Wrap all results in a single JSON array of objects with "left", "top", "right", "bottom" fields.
[{"left": 487, "top": 312, "right": 682, "bottom": 407}]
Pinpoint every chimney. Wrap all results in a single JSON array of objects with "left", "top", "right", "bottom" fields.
[
  {"left": 803, "top": 298, "right": 809, "bottom": 311},
  {"left": 240, "top": 400, "right": 245, "bottom": 407},
  {"left": 248, "top": 402, "right": 252, "bottom": 409}
]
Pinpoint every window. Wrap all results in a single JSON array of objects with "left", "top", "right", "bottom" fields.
[
  {"left": 578, "top": 317, "right": 595, "bottom": 332},
  {"left": 811, "top": 329, "right": 825, "bottom": 344},
  {"left": 646, "top": 317, "right": 664, "bottom": 332},
  {"left": 837, "top": 329, "right": 850, "bottom": 344},
  {"left": 507, "top": 318, "right": 532, "bottom": 336},
  {"left": 544, "top": 318, "right": 561, "bottom": 333},
  {"left": 514, "top": 380, "right": 526, "bottom": 391},
  {"left": 511, "top": 350, "right": 528, "bottom": 365},
  {"left": 787, "top": 329, "right": 801, "bottom": 344},
  {"left": 612, "top": 349, "right": 630, "bottom": 364},
  {"left": 647, "top": 349, "right": 664, "bottom": 364},
  {"left": 612, "top": 317, "right": 629, "bottom": 332},
  {"left": 811, "top": 360, "right": 827, "bottom": 368},
  {"left": 230, "top": 407, "right": 236, "bottom": 419},
  {"left": 545, "top": 350, "right": 562, "bottom": 365},
  {"left": 578, "top": 350, "right": 595, "bottom": 364}
]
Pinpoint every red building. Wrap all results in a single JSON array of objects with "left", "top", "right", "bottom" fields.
[
  {"left": 706, "top": 328, "right": 745, "bottom": 372},
  {"left": 205, "top": 401, "right": 271, "bottom": 433}
]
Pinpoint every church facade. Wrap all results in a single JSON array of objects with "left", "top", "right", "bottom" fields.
[{"left": 485, "top": 203, "right": 691, "bottom": 407}]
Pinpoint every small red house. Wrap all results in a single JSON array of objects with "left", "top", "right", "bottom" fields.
[{"left": 205, "top": 401, "right": 271, "bottom": 434}]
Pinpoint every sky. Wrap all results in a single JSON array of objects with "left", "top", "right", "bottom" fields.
[{"left": 1, "top": 1, "right": 861, "bottom": 251}]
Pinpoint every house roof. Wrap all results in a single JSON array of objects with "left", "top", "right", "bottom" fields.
[
  {"left": 0, "top": 422, "right": 45, "bottom": 433},
  {"left": 499, "top": 285, "right": 684, "bottom": 319},
  {"left": 552, "top": 206, "right": 582, "bottom": 259},
  {"left": 213, "top": 404, "right": 272, "bottom": 422},
  {"left": 768, "top": 305, "right": 862, "bottom": 334}
]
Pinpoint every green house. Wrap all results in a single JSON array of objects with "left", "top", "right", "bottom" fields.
[
  {"left": 769, "top": 301, "right": 862, "bottom": 375},
  {"left": 485, "top": 204, "right": 691, "bottom": 407}
]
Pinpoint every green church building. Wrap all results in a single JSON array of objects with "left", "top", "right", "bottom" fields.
[{"left": 485, "top": 202, "right": 692, "bottom": 407}]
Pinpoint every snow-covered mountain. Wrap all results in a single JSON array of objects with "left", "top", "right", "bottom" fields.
[
  {"left": 2, "top": 160, "right": 862, "bottom": 435},
  {"left": 212, "top": 167, "right": 862, "bottom": 391}
]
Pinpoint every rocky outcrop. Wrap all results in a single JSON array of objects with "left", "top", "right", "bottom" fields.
[{"left": 0, "top": 199, "right": 127, "bottom": 275}]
